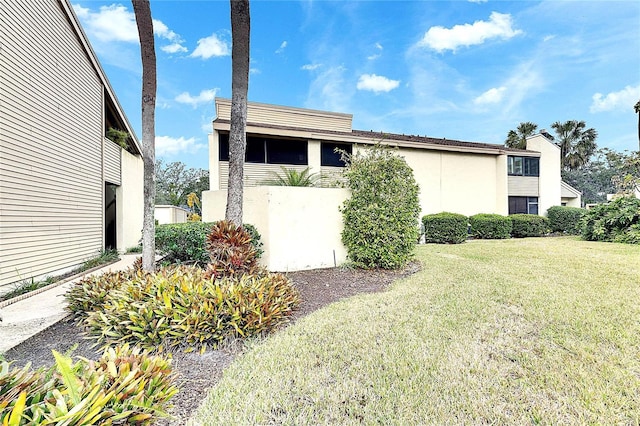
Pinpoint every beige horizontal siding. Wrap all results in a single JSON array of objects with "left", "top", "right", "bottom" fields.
[
  {"left": 0, "top": 0, "right": 105, "bottom": 289},
  {"left": 320, "top": 166, "right": 346, "bottom": 188},
  {"left": 216, "top": 98, "right": 353, "bottom": 133},
  {"left": 104, "top": 138, "right": 122, "bottom": 185},
  {"left": 507, "top": 176, "right": 539, "bottom": 196},
  {"left": 219, "top": 163, "right": 309, "bottom": 188}
]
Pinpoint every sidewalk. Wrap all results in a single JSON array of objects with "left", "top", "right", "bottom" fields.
[{"left": 0, "top": 254, "right": 140, "bottom": 353}]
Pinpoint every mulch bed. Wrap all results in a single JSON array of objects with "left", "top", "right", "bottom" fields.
[{"left": 4, "top": 263, "right": 420, "bottom": 425}]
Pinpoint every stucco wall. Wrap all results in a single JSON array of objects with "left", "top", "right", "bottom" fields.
[
  {"left": 385, "top": 147, "right": 504, "bottom": 217},
  {"left": 155, "top": 205, "right": 189, "bottom": 224},
  {"left": 117, "top": 150, "right": 143, "bottom": 251},
  {"left": 202, "top": 187, "right": 349, "bottom": 271},
  {"left": 527, "top": 135, "right": 561, "bottom": 216}
]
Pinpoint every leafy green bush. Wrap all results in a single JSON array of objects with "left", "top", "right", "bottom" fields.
[
  {"left": 80, "top": 267, "right": 300, "bottom": 353},
  {"left": 66, "top": 270, "right": 137, "bottom": 319},
  {"left": 581, "top": 196, "right": 640, "bottom": 243},
  {"left": 469, "top": 214, "right": 512, "bottom": 239},
  {"left": 509, "top": 214, "right": 549, "bottom": 238},
  {"left": 422, "top": 212, "right": 468, "bottom": 244},
  {"left": 547, "top": 206, "right": 585, "bottom": 234},
  {"left": 341, "top": 145, "right": 421, "bottom": 269},
  {"left": 156, "top": 221, "right": 263, "bottom": 264},
  {"left": 262, "top": 167, "right": 321, "bottom": 186},
  {"left": 0, "top": 344, "right": 177, "bottom": 425}
]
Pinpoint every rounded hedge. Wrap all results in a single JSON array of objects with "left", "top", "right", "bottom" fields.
[
  {"left": 422, "top": 212, "right": 468, "bottom": 244},
  {"left": 546, "top": 206, "right": 585, "bottom": 235},
  {"left": 581, "top": 196, "right": 640, "bottom": 244},
  {"left": 509, "top": 214, "right": 549, "bottom": 238},
  {"left": 469, "top": 213, "right": 512, "bottom": 239},
  {"left": 341, "top": 146, "right": 421, "bottom": 269}
]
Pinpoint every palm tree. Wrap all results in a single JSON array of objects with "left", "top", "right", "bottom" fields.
[
  {"left": 132, "top": 0, "right": 157, "bottom": 271},
  {"left": 263, "top": 167, "right": 321, "bottom": 186},
  {"left": 634, "top": 100, "right": 640, "bottom": 150},
  {"left": 551, "top": 120, "right": 598, "bottom": 171},
  {"left": 505, "top": 122, "right": 538, "bottom": 149},
  {"left": 225, "top": 0, "right": 250, "bottom": 226}
]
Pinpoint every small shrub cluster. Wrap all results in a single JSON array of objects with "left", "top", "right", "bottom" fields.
[
  {"left": 0, "top": 344, "right": 177, "bottom": 425},
  {"left": 547, "top": 206, "right": 585, "bottom": 234},
  {"left": 66, "top": 270, "right": 136, "bottom": 318},
  {"left": 581, "top": 196, "right": 640, "bottom": 244},
  {"left": 155, "top": 221, "right": 263, "bottom": 265},
  {"left": 422, "top": 212, "right": 468, "bottom": 244},
  {"left": 509, "top": 214, "right": 549, "bottom": 238},
  {"left": 469, "top": 214, "right": 512, "bottom": 239},
  {"left": 69, "top": 267, "right": 299, "bottom": 353},
  {"left": 204, "top": 220, "right": 262, "bottom": 279},
  {"left": 341, "top": 145, "right": 421, "bottom": 269}
]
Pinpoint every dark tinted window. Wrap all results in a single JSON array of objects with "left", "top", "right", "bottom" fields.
[
  {"left": 321, "top": 142, "right": 351, "bottom": 167},
  {"left": 266, "top": 139, "right": 307, "bottom": 165},
  {"left": 219, "top": 133, "right": 229, "bottom": 161}
]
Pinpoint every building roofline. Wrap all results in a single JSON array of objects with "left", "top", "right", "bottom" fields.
[
  {"left": 561, "top": 180, "right": 582, "bottom": 196},
  {"left": 59, "top": 0, "right": 142, "bottom": 156},
  {"left": 215, "top": 97, "right": 353, "bottom": 120},
  {"left": 213, "top": 118, "right": 541, "bottom": 156}
]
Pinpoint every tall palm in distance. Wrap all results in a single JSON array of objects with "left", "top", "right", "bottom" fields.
[
  {"left": 551, "top": 120, "right": 598, "bottom": 171},
  {"left": 505, "top": 122, "right": 538, "bottom": 149}
]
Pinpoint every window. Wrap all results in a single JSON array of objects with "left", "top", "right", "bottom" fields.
[
  {"left": 321, "top": 142, "right": 352, "bottom": 167},
  {"left": 509, "top": 196, "right": 539, "bottom": 215},
  {"left": 508, "top": 156, "right": 539, "bottom": 176},
  {"left": 218, "top": 133, "right": 307, "bottom": 165}
]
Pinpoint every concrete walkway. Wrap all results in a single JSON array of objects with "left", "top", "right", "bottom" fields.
[{"left": 0, "top": 254, "right": 140, "bottom": 353}]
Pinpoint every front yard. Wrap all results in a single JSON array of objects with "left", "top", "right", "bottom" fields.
[{"left": 193, "top": 237, "right": 640, "bottom": 425}]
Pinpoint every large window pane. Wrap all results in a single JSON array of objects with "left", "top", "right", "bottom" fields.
[
  {"left": 219, "top": 133, "right": 229, "bottom": 161},
  {"left": 266, "top": 139, "right": 307, "bottom": 165},
  {"left": 321, "top": 142, "right": 351, "bottom": 167},
  {"left": 246, "top": 138, "right": 266, "bottom": 163},
  {"left": 508, "top": 156, "right": 523, "bottom": 175},
  {"left": 524, "top": 158, "right": 539, "bottom": 176}
]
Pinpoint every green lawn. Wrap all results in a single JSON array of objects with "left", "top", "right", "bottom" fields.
[{"left": 191, "top": 237, "right": 640, "bottom": 425}]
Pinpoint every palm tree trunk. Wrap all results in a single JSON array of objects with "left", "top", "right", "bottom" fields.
[
  {"left": 225, "top": 0, "right": 250, "bottom": 226},
  {"left": 132, "top": 0, "right": 157, "bottom": 271}
]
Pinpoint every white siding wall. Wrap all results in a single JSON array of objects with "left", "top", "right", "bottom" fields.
[
  {"left": 104, "top": 138, "right": 122, "bottom": 185},
  {"left": 0, "top": 0, "right": 104, "bottom": 288},
  {"left": 508, "top": 176, "right": 540, "bottom": 196},
  {"left": 218, "top": 162, "right": 308, "bottom": 188}
]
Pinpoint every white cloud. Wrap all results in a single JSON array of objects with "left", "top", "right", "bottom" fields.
[
  {"left": 375, "top": 42, "right": 383, "bottom": 50},
  {"left": 191, "top": 34, "right": 230, "bottom": 59},
  {"left": 590, "top": 85, "right": 640, "bottom": 113},
  {"left": 468, "top": 0, "right": 488, "bottom": 3},
  {"left": 357, "top": 74, "right": 400, "bottom": 93},
  {"left": 73, "top": 4, "right": 186, "bottom": 53},
  {"left": 474, "top": 86, "right": 507, "bottom": 105},
  {"left": 367, "top": 54, "right": 382, "bottom": 60},
  {"left": 155, "top": 136, "right": 205, "bottom": 156},
  {"left": 161, "top": 43, "right": 188, "bottom": 54},
  {"left": 175, "top": 89, "right": 218, "bottom": 107},
  {"left": 275, "top": 41, "right": 288, "bottom": 54},
  {"left": 301, "top": 63, "right": 322, "bottom": 71},
  {"left": 418, "top": 12, "right": 522, "bottom": 53},
  {"left": 250, "top": 68, "right": 261, "bottom": 75},
  {"left": 72, "top": 3, "right": 138, "bottom": 43}
]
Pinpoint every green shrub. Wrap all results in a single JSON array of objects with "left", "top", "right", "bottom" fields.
[
  {"left": 0, "top": 344, "right": 177, "bottom": 425},
  {"left": 66, "top": 270, "right": 137, "bottom": 319},
  {"left": 547, "top": 206, "right": 585, "bottom": 234},
  {"left": 509, "top": 214, "right": 549, "bottom": 238},
  {"left": 341, "top": 145, "right": 421, "bottom": 269},
  {"left": 581, "top": 196, "right": 640, "bottom": 243},
  {"left": 80, "top": 267, "right": 300, "bottom": 353},
  {"left": 156, "top": 221, "right": 263, "bottom": 265},
  {"left": 469, "top": 214, "right": 512, "bottom": 239},
  {"left": 422, "top": 212, "right": 468, "bottom": 244}
]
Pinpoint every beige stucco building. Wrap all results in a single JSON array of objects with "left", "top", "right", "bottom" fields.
[
  {"left": 0, "top": 0, "right": 144, "bottom": 291},
  {"left": 203, "top": 99, "right": 580, "bottom": 270}
]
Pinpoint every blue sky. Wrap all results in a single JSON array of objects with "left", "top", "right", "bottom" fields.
[{"left": 73, "top": 0, "right": 640, "bottom": 170}]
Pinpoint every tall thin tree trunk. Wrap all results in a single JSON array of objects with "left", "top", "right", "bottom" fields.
[
  {"left": 132, "top": 0, "right": 157, "bottom": 271},
  {"left": 225, "top": 0, "right": 250, "bottom": 226}
]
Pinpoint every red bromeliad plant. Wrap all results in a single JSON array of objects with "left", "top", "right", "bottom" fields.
[{"left": 204, "top": 220, "right": 262, "bottom": 279}]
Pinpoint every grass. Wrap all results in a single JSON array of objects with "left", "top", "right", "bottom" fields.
[
  {"left": 0, "top": 249, "right": 120, "bottom": 302},
  {"left": 192, "top": 237, "right": 640, "bottom": 425}
]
